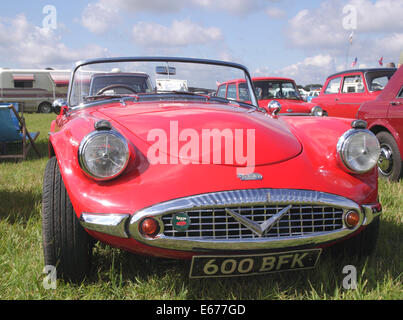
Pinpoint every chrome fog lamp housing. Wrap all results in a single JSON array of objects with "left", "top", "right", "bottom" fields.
[
  {"left": 268, "top": 100, "right": 282, "bottom": 115},
  {"left": 337, "top": 129, "right": 380, "bottom": 174},
  {"left": 78, "top": 130, "right": 130, "bottom": 181},
  {"left": 311, "top": 105, "right": 324, "bottom": 117}
]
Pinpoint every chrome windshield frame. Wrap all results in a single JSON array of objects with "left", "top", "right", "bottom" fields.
[{"left": 67, "top": 56, "right": 259, "bottom": 109}]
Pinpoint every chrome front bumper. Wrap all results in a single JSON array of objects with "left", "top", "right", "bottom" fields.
[{"left": 79, "top": 189, "right": 381, "bottom": 251}]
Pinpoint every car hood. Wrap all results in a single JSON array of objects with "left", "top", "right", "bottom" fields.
[{"left": 96, "top": 102, "right": 303, "bottom": 167}]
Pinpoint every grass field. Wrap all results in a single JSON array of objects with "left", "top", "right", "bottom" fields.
[{"left": 0, "top": 113, "right": 401, "bottom": 300}]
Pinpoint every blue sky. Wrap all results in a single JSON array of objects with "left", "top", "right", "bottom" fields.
[{"left": 0, "top": 0, "right": 402, "bottom": 85}]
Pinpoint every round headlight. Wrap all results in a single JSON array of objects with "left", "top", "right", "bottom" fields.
[
  {"left": 311, "top": 105, "right": 324, "bottom": 117},
  {"left": 337, "top": 129, "right": 380, "bottom": 173},
  {"left": 78, "top": 131, "right": 130, "bottom": 180}
]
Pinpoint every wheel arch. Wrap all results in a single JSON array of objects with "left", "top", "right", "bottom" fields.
[{"left": 369, "top": 123, "right": 403, "bottom": 161}]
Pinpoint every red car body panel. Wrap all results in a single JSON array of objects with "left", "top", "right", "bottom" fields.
[
  {"left": 49, "top": 99, "right": 378, "bottom": 259},
  {"left": 313, "top": 68, "right": 396, "bottom": 118},
  {"left": 358, "top": 66, "right": 403, "bottom": 160},
  {"left": 217, "top": 77, "right": 318, "bottom": 114}
]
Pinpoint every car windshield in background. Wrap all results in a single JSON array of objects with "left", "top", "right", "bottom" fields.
[
  {"left": 365, "top": 69, "right": 396, "bottom": 92},
  {"left": 69, "top": 59, "right": 256, "bottom": 108},
  {"left": 253, "top": 80, "right": 302, "bottom": 100}
]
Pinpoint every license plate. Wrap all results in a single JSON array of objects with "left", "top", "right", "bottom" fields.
[{"left": 189, "top": 249, "right": 321, "bottom": 279}]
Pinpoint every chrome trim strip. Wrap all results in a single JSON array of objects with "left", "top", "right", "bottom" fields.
[
  {"left": 128, "top": 189, "right": 368, "bottom": 251},
  {"left": 361, "top": 204, "right": 382, "bottom": 225},
  {"left": 79, "top": 213, "right": 130, "bottom": 238}
]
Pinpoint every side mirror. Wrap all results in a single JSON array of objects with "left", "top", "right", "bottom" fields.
[
  {"left": 52, "top": 99, "right": 68, "bottom": 115},
  {"left": 267, "top": 100, "right": 282, "bottom": 115}
]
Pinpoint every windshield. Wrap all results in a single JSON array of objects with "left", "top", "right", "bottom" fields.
[
  {"left": 69, "top": 58, "right": 257, "bottom": 108},
  {"left": 365, "top": 69, "right": 396, "bottom": 92},
  {"left": 253, "top": 80, "right": 302, "bottom": 100}
]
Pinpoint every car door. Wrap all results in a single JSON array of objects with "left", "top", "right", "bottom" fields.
[
  {"left": 317, "top": 76, "right": 342, "bottom": 116},
  {"left": 387, "top": 84, "right": 403, "bottom": 140},
  {"left": 336, "top": 73, "right": 367, "bottom": 118}
]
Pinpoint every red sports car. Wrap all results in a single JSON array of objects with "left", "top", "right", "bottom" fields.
[
  {"left": 357, "top": 66, "right": 403, "bottom": 181},
  {"left": 42, "top": 57, "right": 381, "bottom": 282},
  {"left": 312, "top": 68, "right": 396, "bottom": 118},
  {"left": 216, "top": 77, "right": 325, "bottom": 116}
]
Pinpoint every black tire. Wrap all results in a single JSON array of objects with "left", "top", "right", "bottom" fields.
[
  {"left": 38, "top": 102, "right": 52, "bottom": 113},
  {"left": 330, "top": 217, "right": 380, "bottom": 258},
  {"left": 42, "top": 156, "right": 92, "bottom": 282},
  {"left": 376, "top": 131, "right": 402, "bottom": 181}
]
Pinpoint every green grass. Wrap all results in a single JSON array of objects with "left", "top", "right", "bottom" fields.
[{"left": 0, "top": 113, "right": 401, "bottom": 300}]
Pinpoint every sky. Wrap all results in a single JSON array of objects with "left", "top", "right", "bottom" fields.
[{"left": 0, "top": 0, "right": 402, "bottom": 86}]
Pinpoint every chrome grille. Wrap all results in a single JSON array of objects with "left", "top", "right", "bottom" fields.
[{"left": 161, "top": 204, "right": 344, "bottom": 239}]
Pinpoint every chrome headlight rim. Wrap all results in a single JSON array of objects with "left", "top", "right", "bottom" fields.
[
  {"left": 78, "top": 130, "right": 130, "bottom": 181},
  {"left": 311, "top": 105, "right": 324, "bottom": 117},
  {"left": 337, "top": 129, "right": 380, "bottom": 174}
]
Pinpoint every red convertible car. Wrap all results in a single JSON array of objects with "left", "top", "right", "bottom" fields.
[
  {"left": 357, "top": 66, "right": 403, "bottom": 181},
  {"left": 216, "top": 77, "right": 325, "bottom": 116},
  {"left": 42, "top": 57, "right": 381, "bottom": 282},
  {"left": 312, "top": 68, "right": 396, "bottom": 118}
]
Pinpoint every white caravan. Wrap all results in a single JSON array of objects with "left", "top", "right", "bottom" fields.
[{"left": 0, "top": 69, "right": 71, "bottom": 113}]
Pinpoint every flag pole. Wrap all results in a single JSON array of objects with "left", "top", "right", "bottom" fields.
[{"left": 346, "top": 31, "right": 354, "bottom": 69}]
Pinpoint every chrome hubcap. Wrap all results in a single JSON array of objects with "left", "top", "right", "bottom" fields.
[{"left": 378, "top": 144, "right": 393, "bottom": 175}]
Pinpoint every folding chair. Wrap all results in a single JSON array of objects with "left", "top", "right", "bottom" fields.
[{"left": 0, "top": 103, "right": 40, "bottom": 160}]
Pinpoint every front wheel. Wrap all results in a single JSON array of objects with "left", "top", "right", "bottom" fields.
[
  {"left": 376, "top": 131, "right": 402, "bottom": 181},
  {"left": 42, "top": 157, "right": 93, "bottom": 282}
]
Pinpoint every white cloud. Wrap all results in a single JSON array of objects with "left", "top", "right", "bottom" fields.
[
  {"left": 132, "top": 19, "right": 222, "bottom": 48},
  {"left": 255, "top": 54, "right": 337, "bottom": 85},
  {"left": 81, "top": 2, "right": 120, "bottom": 34},
  {"left": 265, "top": 7, "right": 286, "bottom": 19},
  {"left": 285, "top": 0, "right": 403, "bottom": 71},
  {"left": 81, "top": 0, "right": 276, "bottom": 34},
  {"left": 0, "top": 14, "right": 107, "bottom": 68},
  {"left": 287, "top": 0, "right": 403, "bottom": 50}
]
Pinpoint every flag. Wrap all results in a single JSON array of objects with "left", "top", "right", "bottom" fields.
[
  {"left": 351, "top": 57, "right": 358, "bottom": 67},
  {"left": 378, "top": 56, "right": 383, "bottom": 66},
  {"left": 349, "top": 31, "right": 354, "bottom": 45}
]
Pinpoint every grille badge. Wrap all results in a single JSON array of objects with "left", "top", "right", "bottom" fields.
[
  {"left": 237, "top": 172, "right": 263, "bottom": 181},
  {"left": 172, "top": 213, "right": 190, "bottom": 231},
  {"left": 225, "top": 205, "right": 292, "bottom": 237}
]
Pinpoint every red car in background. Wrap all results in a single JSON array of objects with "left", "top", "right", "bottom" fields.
[
  {"left": 357, "top": 66, "right": 403, "bottom": 181},
  {"left": 312, "top": 68, "right": 396, "bottom": 118},
  {"left": 217, "top": 77, "right": 325, "bottom": 116}
]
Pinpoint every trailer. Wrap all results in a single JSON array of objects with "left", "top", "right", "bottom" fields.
[{"left": 0, "top": 69, "right": 70, "bottom": 113}]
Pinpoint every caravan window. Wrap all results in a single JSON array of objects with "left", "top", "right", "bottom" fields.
[
  {"left": 14, "top": 80, "right": 34, "bottom": 88},
  {"left": 13, "top": 74, "right": 34, "bottom": 88}
]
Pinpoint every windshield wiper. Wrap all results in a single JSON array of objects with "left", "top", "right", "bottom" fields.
[{"left": 84, "top": 95, "right": 125, "bottom": 102}]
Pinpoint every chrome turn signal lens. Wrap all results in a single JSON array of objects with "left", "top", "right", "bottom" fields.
[
  {"left": 139, "top": 218, "right": 160, "bottom": 237},
  {"left": 344, "top": 210, "right": 360, "bottom": 228},
  {"left": 337, "top": 129, "right": 380, "bottom": 174}
]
